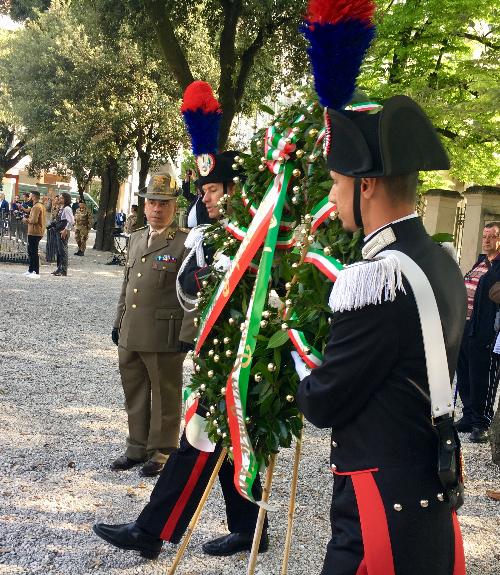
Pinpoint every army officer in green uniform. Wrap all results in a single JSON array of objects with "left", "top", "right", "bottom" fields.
[{"left": 111, "top": 169, "right": 190, "bottom": 477}]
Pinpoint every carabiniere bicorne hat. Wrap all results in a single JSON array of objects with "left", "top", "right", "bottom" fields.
[
  {"left": 197, "top": 150, "right": 244, "bottom": 187},
  {"left": 324, "top": 95, "right": 450, "bottom": 177},
  {"left": 138, "top": 171, "right": 177, "bottom": 201}
]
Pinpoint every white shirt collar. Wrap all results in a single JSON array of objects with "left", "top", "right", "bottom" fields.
[{"left": 363, "top": 212, "right": 418, "bottom": 243}]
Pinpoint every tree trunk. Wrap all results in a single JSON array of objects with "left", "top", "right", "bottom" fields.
[
  {"left": 94, "top": 157, "right": 120, "bottom": 251},
  {"left": 135, "top": 149, "right": 151, "bottom": 230},
  {"left": 76, "top": 180, "right": 86, "bottom": 202},
  {"left": 490, "top": 404, "right": 500, "bottom": 466}
]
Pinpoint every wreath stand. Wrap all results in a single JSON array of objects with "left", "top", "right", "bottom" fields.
[{"left": 167, "top": 425, "right": 304, "bottom": 575}]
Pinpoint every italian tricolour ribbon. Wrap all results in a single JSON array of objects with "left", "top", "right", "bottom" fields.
[
  {"left": 195, "top": 171, "right": 289, "bottom": 354},
  {"left": 286, "top": 249, "right": 344, "bottom": 368},
  {"left": 225, "top": 161, "right": 295, "bottom": 505},
  {"left": 183, "top": 386, "right": 216, "bottom": 453},
  {"left": 311, "top": 196, "right": 336, "bottom": 231}
]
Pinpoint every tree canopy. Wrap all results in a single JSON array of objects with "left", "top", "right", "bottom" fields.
[
  {"left": 2, "top": 0, "right": 498, "bottom": 191},
  {"left": 1, "top": 0, "right": 51, "bottom": 21},
  {"left": 3, "top": 1, "right": 188, "bottom": 248},
  {"left": 83, "top": 0, "right": 310, "bottom": 149},
  {"left": 360, "top": 0, "right": 500, "bottom": 187}
]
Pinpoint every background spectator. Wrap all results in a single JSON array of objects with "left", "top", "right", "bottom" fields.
[
  {"left": 456, "top": 222, "right": 500, "bottom": 443},
  {"left": 53, "top": 192, "right": 74, "bottom": 277},
  {"left": 124, "top": 204, "right": 138, "bottom": 234},
  {"left": 0, "top": 193, "right": 9, "bottom": 214},
  {"left": 23, "top": 190, "right": 46, "bottom": 278},
  {"left": 20, "top": 192, "right": 33, "bottom": 215},
  {"left": 74, "top": 199, "right": 93, "bottom": 256},
  {"left": 115, "top": 211, "right": 126, "bottom": 233},
  {"left": 10, "top": 194, "right": 20, "bottom": 211},
  {"left": 46, "top": 194, "right": 60, "bottom": 263}
]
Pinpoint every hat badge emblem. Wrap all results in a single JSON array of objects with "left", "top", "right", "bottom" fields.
[{"left": 196, "top": 153, "right": 216, "bottom": 177}]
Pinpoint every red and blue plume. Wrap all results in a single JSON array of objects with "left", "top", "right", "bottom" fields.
[
  {"left": 181, "top": 81, "right": 222, "bottom": 156},
  {"left": 301, "top": 0, "right": 376, "bottom": 110}
]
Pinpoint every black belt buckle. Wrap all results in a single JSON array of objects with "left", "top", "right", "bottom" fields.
[{"left": 434, "top": 415, "right": 465, "bottom": 511}]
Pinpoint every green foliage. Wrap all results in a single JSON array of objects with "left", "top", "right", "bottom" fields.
[
  {"left": 3, "top": 0, "right": 51, "bottom": 21},
  {"left": 3, "top": 2, "right": 188, "bottom": 187},
  {"left": 0, "top": 30, "right": 28, "bottom": 179},
  {"left": 188, "top": 95, "right": 362, "bottom": 466},
  {"left": 432, "top": 232, "right": 454, "bottom": 243},
  {"left": 88, "top": 0, "right": 309, "bottom": 147},
  {"left": 361, "top": 0, "right": 500, "bottom": 186}
]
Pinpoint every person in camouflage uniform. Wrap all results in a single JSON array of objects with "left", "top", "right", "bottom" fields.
[
  {"left": 74, "top": 199, "right": 93, "bottom": 256},
  {"left": 124, "top": 204, "right": 139, "bottom": 234}
]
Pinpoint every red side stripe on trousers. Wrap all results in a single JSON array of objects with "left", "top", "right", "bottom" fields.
[
  {"left": 351, "top": 471, "right": 396, "bottom": 575},
  {"left": 355, "top": 558, "right": 368, "bottom": 575},
  {"left": 452, "top": 511, "right": 466, "bottom": 575},
  {"left": 160, "top": 450, "right": 211, "bottom": 541}
]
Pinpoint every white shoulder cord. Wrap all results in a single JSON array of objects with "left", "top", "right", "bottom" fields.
[
  {"left": 381, "top": 250, "right": 454, "bottom": 419},
  {"left": 176, "top": 225, "right": 211, "bottom": 312}
]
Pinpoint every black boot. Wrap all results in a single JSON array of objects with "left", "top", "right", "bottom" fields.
[
  {"left": 469, "top": 428, "right": 488, "bottom": 443},
  {"left": 92, "top": 522, "right": 162, "bottom": 559},
  {"left": 202, "top": 531, "right": 269, "bottom": 556},
  {"left": 110, "top": 455, "right": 143, "bottom": 471}
]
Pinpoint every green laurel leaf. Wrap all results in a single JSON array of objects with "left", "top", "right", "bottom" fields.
[{"left": 267, "top": 330, "right": 290, "bottom": 349}]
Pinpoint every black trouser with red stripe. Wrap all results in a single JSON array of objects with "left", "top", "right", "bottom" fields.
[
  {"left": 136, "top": 432, "right": 267, "bottom": 543},
  {"left": 322, "top": 465, "right": 464, "bottom": 575}
]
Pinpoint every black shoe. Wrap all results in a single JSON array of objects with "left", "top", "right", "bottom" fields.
[
  {"left": 110, "top": 455, "right": 143, "bottom": 471},
  {"left": 469, "top": 428, "right": 489, "bottom": 443},
  {"left": 74, "top": 251, "right": 81, "bottom": 255},
  {"left": 139, "top": 459, "right": 165, "bottom": 477},
  {"left": 53, "top": 270, "right": 67, "bottom": 276},
  {"left": 51, "top": 269, "right": 61, "bottom": 275},
  {"left": 92, "top": 522, "right": 162, "bottom": 559},
  {"left": 202, "top": 531, "right": 269, "bottom": 556},
  {"left": 454, "top": 418, "right": 472, "bottom": 433}
]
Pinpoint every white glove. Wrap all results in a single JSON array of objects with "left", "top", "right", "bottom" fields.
[
  {"left": 291, "top": 351, "right": 312, "bottom": 380},
  {"left": 213, "top": 254, "right": 231, "bottom": 272}
]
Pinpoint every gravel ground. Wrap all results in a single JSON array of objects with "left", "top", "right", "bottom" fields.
[{"left": 0, "top": 236, "right": 499, "bottom": 574}]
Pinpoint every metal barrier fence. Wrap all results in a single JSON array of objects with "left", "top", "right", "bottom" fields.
[{"left": 0, "top": 211, "right": 29, "bottom": 263}]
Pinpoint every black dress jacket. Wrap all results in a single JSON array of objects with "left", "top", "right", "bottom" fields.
[
  {"left": 297, "top": 217, "right": 467, "bottom": 472},
  {"left": 181, "top": 180, "right": 212, "bottom": 227}
]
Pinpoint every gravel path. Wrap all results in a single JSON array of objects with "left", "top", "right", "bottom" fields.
[{"left": 0, "top": 242, "right": 499, "bottom": 574}]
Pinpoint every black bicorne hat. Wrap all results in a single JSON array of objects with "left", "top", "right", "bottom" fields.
[
  {"left": 197, "top": 151, "right": 244, "bottom": 186},
  {"left": 325, "top": 95, "right": 450, "bottom": 177}
]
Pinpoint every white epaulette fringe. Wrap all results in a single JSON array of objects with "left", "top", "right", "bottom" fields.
[
  {"left": 329, "top": 253, "right": 405, "bottom": 313},
  {"left": 440, "top": 242, "right": 458, "bottom": 262}
]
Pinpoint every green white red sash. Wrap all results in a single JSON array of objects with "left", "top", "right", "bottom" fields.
[
  {"left": 225, "top": 162, "right": 294, "bottom": 504},
  {"left": 288, "top": 328, "right": 324, "bottom": 368},
  {"left": 195, "top": 171, "right": 289, "bottom": 354},
  {"left": 183, "top": 387, "right": 216, "bottom": 453},
  {"left": 311, "top": 197, "right": 336, "bottom": 232},
  {"left": 286, "top": 249, "right": 344, "bottom": 367},
  {"left": 303, "top": 247, "right": 343, "bottom": 282}
]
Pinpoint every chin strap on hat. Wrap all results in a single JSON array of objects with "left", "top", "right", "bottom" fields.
[{"left": 353, "top": 177, "right": 363, "bottom": 229}]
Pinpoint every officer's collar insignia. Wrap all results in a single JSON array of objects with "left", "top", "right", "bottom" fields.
[
  {"left": 362, "top": 226, "right": 397, "bottom": 260},
  {"left": 196, "top": 153, "right": 215, "bottom": 177},
  {"left": 156, "top": 254, "right": 177, "bottom": 263}
]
